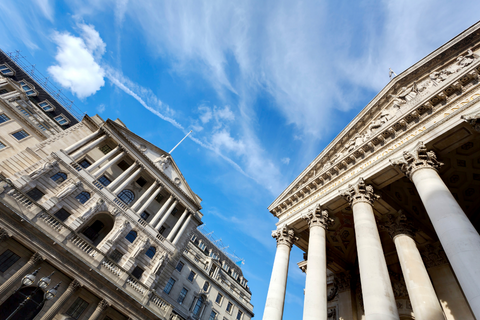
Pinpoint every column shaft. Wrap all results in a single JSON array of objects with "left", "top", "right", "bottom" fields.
[
  {"left": 64, "top": 130, "right": 100, "bottom": 154},
  {"left": 135, "top": 185, "right": 163, "bottom": 214},
  {"left": 108, "top": 163, "right": 138, "bottom": 191},
  {"left": 87, "top": 146, "right": 120, "bottom": 173},
  {"left": 155, "top": 199, "right": 178, "bottom": 230},
  {"left": 167, "top": 209, "right": 188, "bottom": 241},
  {"left": 87, "top": 300, "right": 109, "bottom": 320},
  {"left": 0, "top": 253, "right": 41, "bottom": 297},
  {"left": 173, "top": 214, "right": 192, "bottom": 244},
  {"left": 149, "top": 195, "right": 173, "bottom": 227},
  {"left": 93, "top": 151, "right": 125, "bottom": 178},
  {"left": 131, "top": 181, "right": 158, "bottom": 211},
  {"left": 412, "top": 167, "right": 480, "bottom": 317},
  {"left": 112, "top": 167, "right": 142, "bottom": 195},
  {"left": 39, "top": 280, "right": 80, "bottom": 320},
  {"left": 70, "top": 135, "right": 108, "bottom": 160},
  {"left": 394, "top": 234, "right": 444, "bottom": 320}
]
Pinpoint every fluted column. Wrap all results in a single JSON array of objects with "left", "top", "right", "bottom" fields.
[
  {"left": 133, "top": 182, "right": 163, "bottom": 214},
  {"left": 167, "top": 209, "right": 189, "bottom": 241},
  {"left": 340, "top": 178, "right": 399, "bottom": 320},
  {"left": 155, "top": 199, "right": 178, "bottom": 230},
  {"left": 64, "top": 129, "right": 101, "bottom": 154},
  {"left": 263, "top": 226, "right": 296, "bottom": 320},
  {"left": 173, "top": 213, "right": 192, "bottom": 244},
  {"left": 383, "top": 213, "right": 444, "bottom": 320},
  {"left": 108, "top": 162, "right": 139, "bottom": 191},
  {"left": 302, "top": 204, "right": 334, "bottom": 320},
  {"left": 391, "top": 141, "right": 480, "bottom": 318},
  {"left": 87, "top": 299, "right": 110, "bottom": 320},
  {"left": 0, "top": 252, "right": 42, "bottom": 297},
  {"left": 39, "top": 279, "right": 81, "bottom": 320},
  {"left": 93, "top": 151, "right": 125, "bottom": 178},
  {"left": 70, "top": 135, "right": 108, "bottom": 160},
  {"left": 87, "top": 145, "right": 121, "bottom": 173}
]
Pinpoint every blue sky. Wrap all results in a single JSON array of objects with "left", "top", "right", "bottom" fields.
[{"left": 1, "top": 1, "right": 480, "bottom": 318}]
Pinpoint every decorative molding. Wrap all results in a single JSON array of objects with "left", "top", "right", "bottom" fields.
[
  {"left": 272, "top": 226, "right": 297, "bottom": 248},
  {"left": 55, "top": 181, "right": 82, "bottom": 201},
  {"left": 390, "top": 141, "right": 444, "bottom": 179},
  {"left": 303, "top": 203, "right": 334, "bottom": 229},
  {"left": 28, "top": 160, "right": 58, "bottom": 180},
  {"left": 334, "top": 272, "right": 351, "bottom": 293},
  {"left": 339, "top": 177, "right": 380, "bottom": 206},
  {"left": 461, "top": 110, "right": 480, "bottom": 132},
  {"left": 68, "top": 279, "right": 82, "bottom": 291},
  {"left": 30, "top": 252, "right": 43, "bottom": 264},
  {"left": 420, "top": 243, "right": 449, "bottom": 268},
  {"left": 80, "top": 198, "right": 107, "bottom": 222},
  {"left": 0, "top": 227, "right": 9, "bottom": 242},
  {"left": 381, "top": 212, "right": 417, "bottom": 239},
  {"left": 390, "top": 272, "right": 409, "bottom": 298},
  {"left": 97, "top": 299, "right": 110, "bottom": 310}
]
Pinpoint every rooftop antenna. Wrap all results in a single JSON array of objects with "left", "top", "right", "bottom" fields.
[
  {"left": 389, "top": 68, "right": 397, "bottom": 80},
  {"left": 169, "top": 130, "right": 192, "bottom": 154}
]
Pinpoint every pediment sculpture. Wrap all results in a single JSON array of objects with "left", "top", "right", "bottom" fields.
[{"left": 155, "top": 154, "right": 171, "bottom": 171}]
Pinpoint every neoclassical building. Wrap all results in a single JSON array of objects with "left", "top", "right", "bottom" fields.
[
  {"left": 263, "top": 22, "right": 480, "bottom": 320},
  {"left": 0, "top": 49, "right": 253, "bottom": 320}
]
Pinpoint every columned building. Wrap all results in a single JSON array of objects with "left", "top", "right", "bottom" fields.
[{"left": 263, "top": 22, "right": 480, "bottom": 320}]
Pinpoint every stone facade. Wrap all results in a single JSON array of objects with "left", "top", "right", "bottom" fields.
[{"left": 263, "top": 21, "right": 480, "bottom": 320}]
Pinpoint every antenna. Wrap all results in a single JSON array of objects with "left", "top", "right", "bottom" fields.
[{"left": 169, "top": 130, "right": 192, "bottom": 154}]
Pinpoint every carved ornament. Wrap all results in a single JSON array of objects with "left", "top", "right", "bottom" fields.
[
  {"left": 68, "top": 279, "right": 82, "bottom": 291},
  {"left": 29, "top": 161, "right": 58, "bottom": 180},
  {"left": 56, "top": 181, "right": 82, "bottom": 200},
  {"left": 420, "top": 243, "right": 448, "bottom": 268},
  {"left": 0, "top": 227, "right": 8, "bottom": 242},
  {"left": 461, "top": 111, "right": 480, "bottom": 132},
  {"left": 272, "top": 226, "right": 297, "bottom": 248},
  {"left": 390, "top": 141, "right": 443, "bottom": 179},
  {"left": 339, "top": 177, "right": 380, "bottom": 206},
  {"left": 303, "top": 203, "right": 334, "bottom": 229},
  {"left": 381, "top": 213, "right": 417, "bottom": 239}
]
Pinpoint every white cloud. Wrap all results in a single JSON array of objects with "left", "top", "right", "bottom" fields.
[
  {"left": 214, "top": 106, "right": 235, "bottom": 122},
  {"left": 48, "top": 24, "right": 105, "bottom": 99},
  {"left": 97, "top": 104, "right": 106, "bottom": 113},
  {"left": 33, "top": 0, "right": 54, "bottom": 21},
  {"left": 281, "top": 157, "right": 290, "bottom": 165},
  {"left": 198, "top": 106, "right": 213, "bottom": 124}
]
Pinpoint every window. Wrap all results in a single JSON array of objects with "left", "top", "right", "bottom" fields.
[
  {"left": 145, "top": 246, "right": 156, "bottom": 259},
  {"left": 117, "top": 160, "right": 130, "bottom": 171},
  {"left": 54, "top": 208, "right": 70, "bottom": 222},
  {"left": 155, "top": 193, "right": 164, "bottom": 203},
  {"left": 75, "top": 191, "right": 90, "bottom": 204},
  {"left": 198, "top": 242, "right": 206, "bottom": 251},
  {"left": 0, "top": 114, "right": 10, "bottom": 123},
  {"left": 164, "top": 278, "right": 176, "bottom": 294},
  {"left": 187, "top": 270, "right": 196, "bottom": 282},
  {"left": 18, "top": 108, "right": 30, "bottom": 117},
  {"left": 209, "top": 311, "right": 218, "bottom": 320},
  {"left": 66, "top": 297, "right": 89, "bottom": 319},
  {"left": 203, "top": 281, "right": 210, "bottom": 291},
  {"left": 215, "top": 293, "right": 223, "bottom": 304},
  {"left": 18, "top": 81, "right": 36, "bottom": 96},
  {"left": 98, "top": 175, "right": 111, "bottom": 186},
  {"left": 177, "top": 288, "right": 188, "bottom": 304},
  {"left": 193, "top": 296, "right": 204, "bottom": 316},
  {"left": 0, "top": 64, "right": 14, "bottom": 76},
  {"left": 0, "top": 250, "right": 20, "bottom": 272},
  {"left": 83, "top": 220, "right": 104, "bottom": 241},
  {"left": 125, "top": 230, "right": 137, "bottom": 243},
  {"left": 176, "top": 261, "right": 184, "bottom": 272},
  {"left": 210, "top": 251, "right": 219, "bottom": 260},
  {"left": 136, "top": 177, "right": 147, "bottom": 187},
  {"left": 118, "top": 189, "right": 135, "bottom": 205},
  {"left": 131, "top": 266, "right": 144, "bottom": 279},
  {"left": 171, "top": 207, "right": 179, "bottom": 216},
  {"left": 79, "top": 159, "right": 91, "bottom": 168},
  {"left": 191, "top": 234, "right": 197, "bottom": 242},
  {"left": 54, "top": 115, "right": 69, "bottom": 125},
  {"left": 99, "top": 145, "right": 113, "bottom": 154},
  {"left": 159, "top": 226, "right": 166, "bottom": 235},
  {"left": 37, "top": 124, "right": 47, "bottom": 131},
  {"left": 38, "top": 101, "right": 54, "bottom": 112},
  {"left": 222, "top": 264, "right": 230, "bottom": 272},
  {"left": 140, "top": 211, "right": 150, "bottom": 221},
  {"left": 0, "top": 141, "right": 5, "bottom": 150},
  {"left": 109, "top": 249, "right": 123, "bottom": 263},
  {"left": 12, "top": 130, "right": 29, "bottom": 140},
  {"left": 226, "top": 302, "right": 233, "bottom": 313},
  {"left": 50, "top": 172, "right": 67, "bottom": 184},
  {"left": 0, "top": 89, "right": 8, "bottom": 95},
  {"left": 26, "top": 188, "right": 44, "bottom": 201},
  {"left": 236, "top": 310, "right": 243, "bottom": 320}
]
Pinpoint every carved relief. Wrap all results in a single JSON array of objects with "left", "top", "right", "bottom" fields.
[
  {"left": 390, "top": 272, "right": 409, "bottom": 298},
  {"left": 80, "top": 198, "right": 107, "bottom": 222},
  {"left": 303, "top": 203, "right": 334, "bottom": 229},
  {"left": 420, "top": 243, "right": 448, "bottom": 268},
  {"left": 327, "top": 307, "right": 337, "bottom": 320},
  {"left": 390, "top": 141, "right": 443, "bottom": 179},
  {"left": 28, "top": 161, "right": 58, "bottom": 180},
  {"left": 55, "top": 181, "right": 83, "bottom": 200},
  {"left": 272, "top": 226, "right": 297, "bottom": 248},
  {"left": 339, "top": 177, "right": 380, "bottom": 206},
  {"left": 155, "top": 155, "right": 171, "bottom": 171},
  {"left": 334, "top": 272, "right": 351, "bottom": 293}
]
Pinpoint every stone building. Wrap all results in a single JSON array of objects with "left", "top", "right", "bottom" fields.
[
  {"left": 263, "top": 21, "right": 480, "bottom": 320},
  {"left": 0, "top": 49, "right": 217, "bottom": 320},
  {"left": 163, "top": 229, "right": 254, "bottom": 320}
]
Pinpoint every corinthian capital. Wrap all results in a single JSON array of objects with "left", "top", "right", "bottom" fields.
[
  {"left": 339, "top": 177, "right": 379, "bottom": 206},
  {"left": 461, "top": 111, "right": 480, "bottom": 132},
  {"left": 272, "top": 226, "right": 297, "bottom": 248},
  {"left": 304, "top": 203, "right": 334, "bottom": 229},
  {"left": 390, "top": 141, "right": 443, "bottom": 179},
  {"left": 381, "top": 213, "right": 417, "bottom": 239}
]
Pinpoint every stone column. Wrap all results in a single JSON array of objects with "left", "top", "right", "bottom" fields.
[
  {"left": 70, "top": 135, "right": 108, "bottom": 160},
  {"left": 302, "top": 204, "right": 334, "bottom": 320},
  {"left": 134, "top": 183, "right": 163, "bottom": 214},
  {"left": 0, "top": 252, "right": 42, "bottom": 297},
  {"left": 87, "top": 299, "right": 110, "bottom": 320},
  {"left": 64, "top": 129, "right": 101, "bottom": 154},
  {"left": 340, "top": 178, "right": 399, "bottom": 320},
  {"left": 149, "top": 195, "right": 174, "bottom": 227},
  {"left": 39, "top": 279, "right": 81, "bottom": 320},
  {"left": 155, "top": 199, "right": 178, "bottom": 230},
  {"left": 173, "top": 213, "right": 192, "bottom": 244},
  {"left": 87, "top": 145, "right": 121, "bottom": 173},
  {"left": 92, "top": 151, "right": 126, "bottom": 178},
  {"left": 167, "top": 209, "right": 189, "bottom": 241},
  {"left": 383, "top": 213, "right": 444, "bottom": 320},
  {"left": 391, "top": 141, "right": 480, "bottom": 318},
  {"left": 262, "top": 226, "right": 296, "bottom": 320},
  {"left": 108, "top": 163, "right": 140, "bottom": 193}
]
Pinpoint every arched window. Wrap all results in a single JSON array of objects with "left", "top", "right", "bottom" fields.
[
  {"left": 75, "top": 191, "right": 90, "bottom": 204},
  {"left": 0, "top": 286, "right": 45, "bottom": 320},
  {"left": 192, "top": 296, "right": 204, "bottom": 316},
  {"left": 125, "top": 230, "right": 137, "bottom": 243},
  {"left": 203, "top": 281, "right": 210, "bottom": 291},
  {"left": 82, "top": 220, "right": 105, "bottom": 242},
  {"left": 50, "top": 172, "right": 67, "bottom": 184},
  {"left": 145, "top": 246, "right": 156, "bottom": 259},
  {"left": 118, "top": 189, "right": 135, "bottom": 205}
]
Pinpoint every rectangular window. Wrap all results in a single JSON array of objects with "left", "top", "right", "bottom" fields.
[
  {"left": 12, "top": 130, "right": 29, "bottom": 140},
  {"left": 209, "top": 311, "right": 217, "bottom": 320},
  {"left": 198, "top": 242, "right": 206, "bottom": 251},
  {"left": 0, "top": 65, "right": 13, "bottom": 76},
  {"left": 177, "top": 287, "right": 188, "bottom": 304},
  {"left": 98, "top": 175, "right": 111, "bottom": 187},
  {"left": 154, "top": 193, "right": 164, "bottom": 203},
  {"left": 66, "top": 297, "right": 89, "bottom": 319},
  {"left": 39, "top": 101, "right": 54, "bottom": 112},
  {"left": 109, "top": 249, "right": 123, "bottom": 263},
  {"left": 54, "top": 115, "right": 69, "bottom": 125},
  {"left": 131, "top": 266, "right": 144, "bottom": 279},
  {"left": 0, "top": 141, "right": 6, "bottom": 150},
  {"left": 140, "top": 211, "right": 150, "bottom": 221},
  {"left": 117, "top": 160, "right": 130, "bottom": 171},
  {"left": 159, "top": 226, "right": 166, "bottom": 235},
  {"left": 54, "top": 208, "right": 71, "bottom": 222},
  {"left": 175, "top": 261, "right": 184, "bottom": 272},
  {"left": 0, "top": 114, "right": 10, "bottom": 123},
  {"left": 187, "top": 270, "right": 196, "bottom": 282},
  {"left": 19, "top": 108, "right": 31, "bottom": 117},
  {"left": 79, "top": 159, "right": 91, "bottom": 168},
  {"left": 226, "top": 302, "right": 233, "bottom": 313},
  {"left": 171, "top": 207, "right": 179, "bottom": 216},
  {"left": 0, "top": 249, "right": 20, "bottom": 272},
  {"left": 215, "top": 293, "right": 223, "bottom": 304},
  {"left": 164, "top": 278, "right": 176, "bottom": 294},
  {"left": 236, "top": 311, "right": 243, "bottom": 320},
  {"left": 99, "top": 145, "right": 112, "bottom": 154},
  {"left": 26, "top": 188, "right": 44, "bottom": 201},
  {"left": 0, "top": 89, "right": 8, "bottom": 94},
  {"left": 136, "top": 177, "right": 147, "bottom": 187}
]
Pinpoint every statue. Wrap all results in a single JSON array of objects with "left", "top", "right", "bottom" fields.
[
  {"left": 155, "top": 154, "right": 171, "bottom": 171},
  {"left": 56, "top": 181, "right": 82, "bottom": 200},
  {"left": 29, "top": 161, "right": 57, "bottom": 180}
]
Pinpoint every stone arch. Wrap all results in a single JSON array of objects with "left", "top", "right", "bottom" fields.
[{"left": 79, "top": 212, "right": 115, "bottom": 246}]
